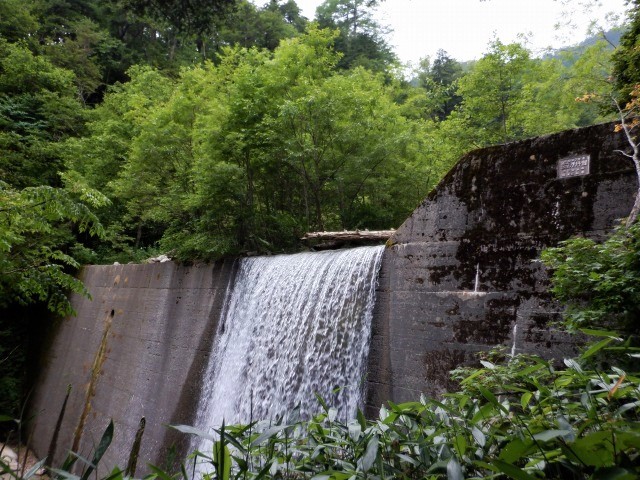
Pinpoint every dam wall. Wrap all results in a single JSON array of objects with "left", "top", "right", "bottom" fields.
[
  {"left": 28, "top": 261, "right": 236, "bottom": 471},
  {"left": 28, "top": 122, "right": 637, "bottom": 471},
  {"left": 366, "top": 122, "right": 636, "bottom": 412}
]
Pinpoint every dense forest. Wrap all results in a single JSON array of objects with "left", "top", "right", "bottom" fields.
[{"left": 0, "top": 0, "right": 639, "bottom": 417}]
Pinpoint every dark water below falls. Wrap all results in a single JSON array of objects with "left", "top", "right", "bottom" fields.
[{"left": 193, "top": 245, "right": 384, "bottom": 442}]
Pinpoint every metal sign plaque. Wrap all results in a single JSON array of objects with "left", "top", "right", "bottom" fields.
[{"left": 557, "top": 154, "right": 590, "bottom": 179}]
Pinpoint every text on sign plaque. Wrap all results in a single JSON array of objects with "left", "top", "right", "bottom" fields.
[{"left": 557, "top": 154, "right": 590, "bottom": 179}]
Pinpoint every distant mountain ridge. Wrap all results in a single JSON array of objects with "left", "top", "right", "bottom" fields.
[{"left": 543, "top": 27, "right": 623, "bottom": 64}]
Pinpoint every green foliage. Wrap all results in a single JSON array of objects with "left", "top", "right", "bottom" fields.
[
  {"left": 613, "top": 0, "right": 640, "bottom": 100},
  {"left": 452, "top": 40, "right": 532, "bottom": 145},
  {"left": 168, "top": 339, "right": 638, "bottom": 480},
  {"left": 414, "top": 50, "right": 463, "bottom": 121},
  {"left": 0, "top": 317, "right": 26, "bottom": 424},
  {"left": 123, "top": 0, "right": 235, "bottom": 37},
  {"left": 541, "top": 224, "right": 640, "bottom": 335},
  {"left": 0, "top": 0, "right": 39, "bottom": 43},
  {"left": 0, "top": 176, "right": 107, "bottom": 317},
  {"left": 450, "top": 40, "right": 577, "bottom": 147},
  {"left": 316, "top": 0, "right": 396, "bottom": 72},
  {"left": 212, "top": 0, "right": 307, "bottom": 53},
  {"left": 71, "top": 28, "right": 447, "bottom": 261},
  {"left": 0, "top": 174, "right": 106, "bottom": 418},
  {"left": 0, "top": 38, "right": 85, "bottom": 188},
  {"left": 433, "top": 38, "right": 617, "bottom": 151},
  {"left": 559, "top": 39, "right": 616, "bottom": 126}
]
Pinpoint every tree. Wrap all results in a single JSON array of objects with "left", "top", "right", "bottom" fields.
[
  {"left": 0, "top": 0, "right": 38, "bottom": 43},
  {"left": 122, "top": 0, "right": 236, "bottom": 37},
  {"left": 0, "top": 176, "right": 107, "bottom": 316},
  {"left": 266, "top": 68, "right": 421, "bottom": 231},
  {"left": 446, "top": 39, "right": 599, "bottom": 149},
  {"left": 612, "top": 0, "right": 640, "bottom": 100},
  {"left": 64, "top": 65, "right": 175, "bottom": 254},
  {"left": 315, "top": 0, "right": 395, "bottom": 72},
  {"left": 278, "top": 0, "right": 307, "bottom": 31},
  {"left": 0, "top": 174, "right": 106, "bottom": 420},
  {"left": 414, "top": 50, "right": 463, "bottom": 121},
  {"left": 316, "top": 0, "right": 380, "bottom": 35},
  {"left": 609, "top": 2, "right": 640, "bottom": 225},
  {"left": 211, "top": 0, "right": 306, "bottom": 53},
  {"left": 612, "top": 85, "right": 640, "bottom": 226},
  {"left": 453, "top": 40, "right": 532, "bottom": 145},
  {"left": 0, "top": 39, "right": 85, "bottom": 188},
  {"left": 560, "top": 38, "right": 617, "bottom": 127}
]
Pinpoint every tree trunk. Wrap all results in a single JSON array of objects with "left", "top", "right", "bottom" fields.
[
  {"left": 613, "top": 97, "right": 640, "bottom": 226},
  {"left": 302, "top": 230, "right": 395, "bottom": 242},
  {"left": 626, "top": 185, "right": 640, "bottom": 227},
  {"left": 135, "top": 222, "right": 142, "bottom": 249}
]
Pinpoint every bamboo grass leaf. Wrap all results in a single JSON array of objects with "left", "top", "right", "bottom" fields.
[
  {"left": 48, "top": 468, "right": 81, "bottom": 480},
  {"left": 492, "top": 459, "right": 537, "bottom": 480},
  {"left": 22, "top": 459, "right": 46, "bottom": 480},
  {"left": 477, "top": 386, "right": 509, "bottom": 414},
  {"left": 446, "top": 457, "right": 464, "bottom": 480},
  {"left": 147, "top": 464, "right": 175, "bottom": 480},
  {"left": 80, "top": 420, "right": 113, "bottom": 480},
  {"left": 580, "top": 338, "right": 615, "bottom": 359},
  {"left": 358, "top": 435, "right": 379, "bottom": 472},
  {"left": 169, "top": 424, "right": 216, "bottom": 441},
  {"left": 532, "top": 429, "right": 574, "bottom": 442},
  {"left": 250, "top": 425, "right": 289, "bottom": 447}
]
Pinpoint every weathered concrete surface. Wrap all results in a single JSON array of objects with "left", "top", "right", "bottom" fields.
[
  {"left": 28, "top": 260, "right": 236, "bottom": 474},
  {"left": 365, "top": 122, "right": 637, "bottom": 414}
]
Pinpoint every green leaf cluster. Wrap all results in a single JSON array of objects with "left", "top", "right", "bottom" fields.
[
  {"left": 0, "top": 176, "right": 107, "bottom": 418},
  {"left": 541, "top": 223, "right": 640, "bottom": 335},
  {"left": 613, "top": 0, "right": 640, "bottom": 100},
  {"left": 316, "top": 0, "right": 397, "bottom": 72},
  {"left": 0, "top": 177, "right": 107, "bottom": 316},
  {"left": 168, "top": 337, "right": 639, "bottom": 480},
  {"left": 0, "top": 38, "right": 85, "bottom": 188}
]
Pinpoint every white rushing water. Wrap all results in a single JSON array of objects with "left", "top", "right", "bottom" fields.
[
  {"left": 193, "top": 245, "right": 384, "bottom": 444},
  {"left": 510, "top": 322, "right": 518, "bottom": 358},
  {"left": 474, "top": 263, "right": 480, "bottom": 293}
]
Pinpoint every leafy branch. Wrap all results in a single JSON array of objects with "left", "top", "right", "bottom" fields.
[{"left": 0, "top": 179, "right": 107, "bottom": 316}]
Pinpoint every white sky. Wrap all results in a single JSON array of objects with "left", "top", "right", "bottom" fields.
[{"left": 287, "top": 0, "right": 628, "bottom": 66}]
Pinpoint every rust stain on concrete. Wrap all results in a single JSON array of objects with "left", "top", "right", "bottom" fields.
[{"left": 71, "top": 309, "right": 113, "bottom": 453}]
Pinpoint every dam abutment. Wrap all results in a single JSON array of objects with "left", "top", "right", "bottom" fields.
[{"left": 365, "top": 121, "right": 636, "bottom": 409}]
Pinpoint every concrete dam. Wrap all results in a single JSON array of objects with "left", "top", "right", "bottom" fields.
[{"left": 28, "top": 122, "right": 637, "bottom": 471}]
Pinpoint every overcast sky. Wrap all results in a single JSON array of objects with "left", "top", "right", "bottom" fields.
[{"left": 286, "top": 0, "right": 628, "bottom": 66}]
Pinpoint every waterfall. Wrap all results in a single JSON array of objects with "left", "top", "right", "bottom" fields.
[
  {"left": 193, "top": 245, "right": 384, "bottom": 438},
  {"left": 510, "top": 322, "right": 518, "bottom": 358},
  {"left": 474, "top": 263, "right": 480, "bottom": 293}
]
